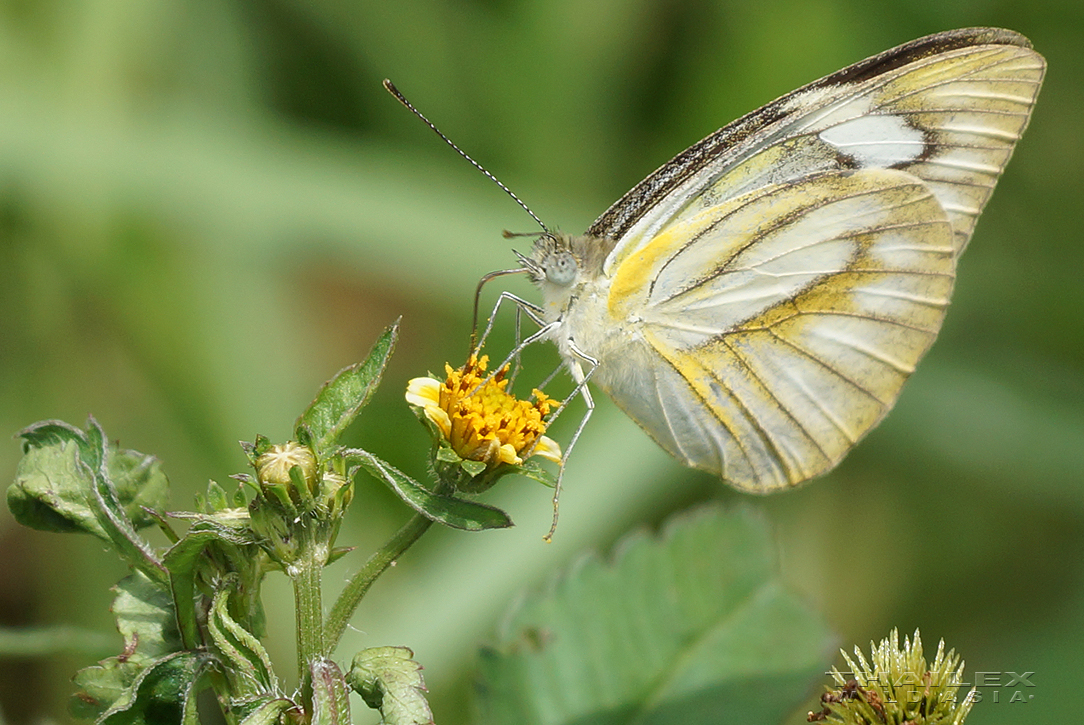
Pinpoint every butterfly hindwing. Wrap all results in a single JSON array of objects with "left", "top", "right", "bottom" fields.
[{"left": 597, "top": 169, "right": 955, "bottom": 489}]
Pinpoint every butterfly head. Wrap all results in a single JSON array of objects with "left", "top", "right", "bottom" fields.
[{"left": 516, "top": 234, "right": 573, "bottom": 287}]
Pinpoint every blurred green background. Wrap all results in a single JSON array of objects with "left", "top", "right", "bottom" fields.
[{"left": 0, "top": 0, "right": 1080, "bottom": 723}]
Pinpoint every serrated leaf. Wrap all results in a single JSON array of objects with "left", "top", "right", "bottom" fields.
[
  {"left": 207, "top": 587, "right": 277, "bottom": 700},
  {"left": 296, "top": 321, "right": 398, "bottom": 456},
  {"left": 162, "top": 523, "right": 259, "bottom": 649},
  {"left": 350, "top": 450, "right": 512, "bottom": 531},
  {"left": 71, "top": 657, "right": 144, "bottom": 722},
  {"left": 97, "top": 651, "right": 211, "bottom": 725},
  {"left": 9, "top": 418, "right": 168, "bottom": 584},
  {"left": 347, "top": 646, "right": 433, "bottom": 725},
  {"left": 475, "top": 505, "right": 834, "bottom": 725},
  {"left": 71, "top": 573, "right": 188, "bottom": 720},
  {"left": 237, "top": 697, "right": 296, "bottom": 725},
  {"left": 9, "top": 435, "right": 99, "bottom": 535},
  {"left": 106, "top": 448, "right": 170, "bottom": 529}
]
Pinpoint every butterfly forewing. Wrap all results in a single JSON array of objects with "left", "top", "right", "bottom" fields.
[
  {"left": 784, "top": 43, "right": 1045, "bottom": 254},
  {"left": 594, "top": 28, "right": 1044, "bottom": 269}
]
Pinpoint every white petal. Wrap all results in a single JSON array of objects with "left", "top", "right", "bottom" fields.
[
  {"left": 405, "top": 376, "right": 441, "bottom": 408},
  {"left": 531, "top": 436, "right": 563, "bottom": 463}
]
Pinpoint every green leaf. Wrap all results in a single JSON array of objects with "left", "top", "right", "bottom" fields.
[
  {"left": 475, "top": 505, "right": 834, "bottom": 725},
  {"left": 237, "top": 697, "right": 296, "bottom": 725},
  {"left": 310, "top": 658, "right": 352, "bottom": 725},
  {"left": 9, "top": 432, "right": 99, "bottom": 535},
  {"left": 96, "top": 651, "right": 211, "bottom": 725},
  {"left": 460, "top": 459, "right": 487, "bottom": 477},
  {"left": 9, "top": 418, "right": 168, "bottom": 584},
  {"left": 162, "top": 521, "right": 260, "bottom": 649},
  {"left": 107, "top": 448, "right": 171, "bottom": 529},
  {"left": 71, "top": 658, "right": 144, "bottom": 721},
  {"left": 347, "top": 646, "right": 432, "bottom": 725},
  {"left": 71, "top": 571, "right": 185, "bottom": 720},
  {"left": 112, "top": 571, "right": 182, "bottom": 662},
  {"left": 350, "top": 450, "right": 513, "bottom": 531},
  {"left": 207, "top": 587, "right": 277, "bottom": 701},
  {"left": 295, "top": 321, "right": 399, "bottom": 457},
  {"left": 515, "top": 458, "right": 557, "bottom": 488}
]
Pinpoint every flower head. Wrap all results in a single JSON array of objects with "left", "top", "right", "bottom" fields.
[
  {"left": 256, "top": 442, "right": 318, "bottom": 493},
  {"left": 406, "top": 355, "right": 561, "bottom": 491},
  {"left": 809, "top": 629, "right": 975, "bottom": 725}
]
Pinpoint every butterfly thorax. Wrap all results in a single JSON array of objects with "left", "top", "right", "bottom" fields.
[
  {"left": 529, "top": 232, "right": 633, "bottom": 377},
  {"left": 527, "top": 233, "right": 614, "bottom": 314}
]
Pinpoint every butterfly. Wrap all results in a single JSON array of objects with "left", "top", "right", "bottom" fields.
[{"left": 509, "top": 27, "right": 1044, "bottom": 492}]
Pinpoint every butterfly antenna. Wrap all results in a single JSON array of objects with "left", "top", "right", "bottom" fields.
[{"left": 383, "top": 79, "right": 550, "bottom": 235}]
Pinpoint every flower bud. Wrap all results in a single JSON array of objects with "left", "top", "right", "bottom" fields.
[{"left": 255, "top": 442, "right": 318, "bottom": 511}]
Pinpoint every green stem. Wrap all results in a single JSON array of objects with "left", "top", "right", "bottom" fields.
[
  {"left": 291, "top": 521, "right": 327, "bottom": 685},
  {"left": 324, "top": 511, "right": 433, "bottom": 653}
]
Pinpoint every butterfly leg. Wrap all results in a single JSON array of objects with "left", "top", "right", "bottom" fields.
[
  {"left": 469, "top": 292, "right": 560, "bottom": 398},
  {"left": 473, "top": 291, "right": 545, "bottom": 355},
  {"left": 543, "top": 341, "right": 599, "bottom": 542}
]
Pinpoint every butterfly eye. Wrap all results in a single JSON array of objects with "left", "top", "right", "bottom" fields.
[{"left": 543, "top": 251, "right": 578, "bottom": 286}]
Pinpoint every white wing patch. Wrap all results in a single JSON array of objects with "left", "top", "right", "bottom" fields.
[{"left": 818, "top": 114, "right": 926, "bottom": 167}]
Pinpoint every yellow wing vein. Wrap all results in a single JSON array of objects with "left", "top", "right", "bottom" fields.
[
  {"left": 791, "top": 48, "right": 1038, "bottom": 133},
  {"left": 705, "top": 340, "right": 797, "bottom": 481},
  {"left": 783, "top": 307, "right": 945, "bottom": 336},
  {"left": 650, "top": 344, "right": 753, "bottom": 475},
  {"left": 737, "top": 334, "right": 862, "bottom": 447},
  {"left": 882, "top": 54, "right": 1042, "bottom": 103},
  {"left": 659, "top": 185, "right": 939, "bottom": 303},
  {"left": 850, "top": 285, "right": 950, "bottom": 309}
]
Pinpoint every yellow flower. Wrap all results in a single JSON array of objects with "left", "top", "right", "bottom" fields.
[{"left": 406, "top": 355, "right": 561, "bottom": 470}]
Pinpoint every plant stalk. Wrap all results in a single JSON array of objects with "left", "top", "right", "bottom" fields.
[
  {"left": 291, "top": 521, "right": 327, "bottom": 685},
  {"left": 324, "top": 511, "right": 433, "bottom": 653}
]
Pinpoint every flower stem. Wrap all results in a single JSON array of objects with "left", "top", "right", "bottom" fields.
[
  {"left": 324, "top": 511, "right": 433, "bottom": 653},
  {"left": 291, "top": 521, "right": 327, "bottom": 685}
]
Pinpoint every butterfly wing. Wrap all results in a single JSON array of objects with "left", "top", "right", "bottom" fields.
[
  {"left": 583, "top": 28, "right": 1043, "bottom": 491},
  {"left": 593, "top": 27, "right": 1045, "bottom": 262},
  {"left": 600, "top": 168, "right": 953, "bottom": 490}
]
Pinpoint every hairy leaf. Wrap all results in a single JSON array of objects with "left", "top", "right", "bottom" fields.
[
  {"left": 162, "top": 522, "right": 261, "bottom": 650},
  {"left": 9, "top": 418, "right": 168, "bottom": 587},
  {"left": 350, "top": 449, "right": 512, "bottom": 530},
  {"left": 310, "top": 658, "right": 352, "bottom": 725},
  {"left": 98, "top": 651, "right": 211, "bottom": 725},
  {"left": 348, "top": 647, "right": 433, "bottom": 725},
  {"left": 112, "top": 571, "right": 181, "bottom": 663},
  {"left": 476, "top": 505, "right": 834, "bottom": 725},
  {"left": 207, "top": 588, "right": 277, "bottom": 701},
  {"left": 296, "top": 321, "right": 399, "bottom": 457}
]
